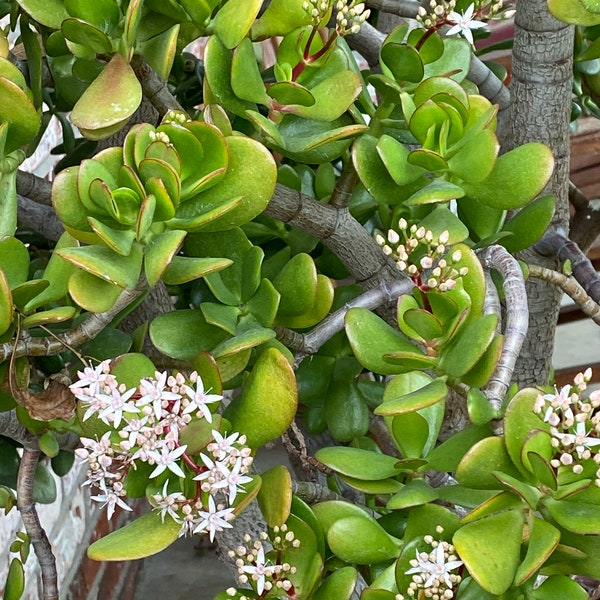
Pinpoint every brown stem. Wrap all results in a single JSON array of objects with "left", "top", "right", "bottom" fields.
[
  {"left": 132, "top": 56, "right": 184, "bottom": 117},
  {"left": 17, "top": 448, "right": 58, "bottom": 600},
  {"left": 328, "top": 163, "right": 359, "bottom": 209}
]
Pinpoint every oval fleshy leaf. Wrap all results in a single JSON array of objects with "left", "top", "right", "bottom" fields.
[
  {"left": 0, "top": 76, "right": 41, "bottom": 152},
  {"left": 375, "top": 378, "right": 448, "bottom": 416},
  {"left": 257, "top": 465, "right": 293, "bottom": 527},
  {"left": 144, "top": 229, "right": 187, "bottom": 287},
  {"left": 345, "top": 307, "right": 423, "bottom": 375},
  {"left": 212, "top": 0, "right": 262, "bottom": 49},
  {"left": 514, "top": 517, "right": 560, "bottom": 586},
  {"left": 68, "top": 269, "right": 122, "bottom": 312},
  {"left": 315, "top": 446, "right": 403, "bottom": 480},
  {"left": 223, "top": 347, "right": 297, "bottom": 449},
  {"left": 328, "top": 516, "right": 401, "bottom": 564},
  {"left": 88, "top": 510, "right": 181, "bottom": 560},
  {"left": 453, "top": 509, "right": 524, "bottom": 595},
  {"left": 71, "top": 54, "right": 142, "bottom": 140},
  {"left": 462, "top": 143, "right": 554, "bottom": 209},
  {"left": 21, "top": 306, "right": 77, "bottom": 329}
]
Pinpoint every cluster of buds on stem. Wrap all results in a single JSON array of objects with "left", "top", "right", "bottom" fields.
[
  {"left": 398, "top": 527, "right": 463, "bottom": 599},
  {"left": 375, "top": 219, "right": 467, "bottom": 292},
  {"left": 416, "top": 0, "right": 457, "bottom": 30},
  {"left": 226, "top": 526, "right": 300, "bottom": 599},
  {"left": 70, "top": 361, "right": 253, "bottom": 540},
  {"left": 534, "top": 369, "right": 600, "bottom": 486},
  {"left": 302, "top": 0, "right": 331, "bottom": 26},
  {"left": 335, "top": 1, "right": 370, "bottom": 36}
]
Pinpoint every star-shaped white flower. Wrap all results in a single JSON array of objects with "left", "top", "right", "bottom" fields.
[
  {"left": 240, "top": 546, "right": 272, "bottom": 595},
  {"left": 182, "top": 376, "right": 222, "bottom": 423},
  {"left": 193, "top": 496, "right": 235, "bottom": 541},
  {"left": 405, "top": 543, "right": 463, "bottom": 589},
  {"left": 446, "top": 3, "right": 486, "bottom": 45},
  {"left": 151, "top": 481, "right": 185, "bottom": 523},
  {"left": 138, "top": 371, "right": 182, "bottom": 420},
  {"left": 148, "top": 444, "right": 188, "bottom": 479},
  {"left": 90, "top": 480, "right": 132, "bottom": 520}
]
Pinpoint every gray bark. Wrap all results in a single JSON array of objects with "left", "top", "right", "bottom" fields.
[{"left": 507, "top": 0, "right": 573, "bottom": 386}]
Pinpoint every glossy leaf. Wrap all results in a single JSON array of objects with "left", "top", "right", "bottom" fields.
[
  {"left": 324, "top": 380, "right": 370, "bottom": 443},
  {"left": 88, "top": 510, "right": 181, "bottom": 560},
  {"left": 212, "top": 0, "right": 262, "bottom": 49},
  {"left": 387, "top": 478, "right": 438, "bottom": 509},
  {"left": 500, "top": 194, "right": 556, "bottom": 253},
  {"left": 57, "top": 243, "right": 143, "bottom": 289},
  {"left": 231, "top": 37, "right": 270, "bottom": 104},
  {"left": 544, "top": 496, "right": 600, "bottom": 534},
  {"left": 0, "top": 76, "right": 41, "bottom": 152},
  {"left": 462, "top": 143, "right": 554, "bottom": 209},
  {"left": 4, "top": 558, "right": 24, "bottom": 600},
  {"left": 315, "top": 446, "right": 403, "bottom": 480},
  {"left": 16, "top": 0, "right": 69, "bottom": 28},
  {"left": 21, "top": 306, "right": 77, "bottom": 329},
  {"left": 345, "top": 307, "right": 422, "bottom": 375},
  {"left": 68, "top": 269, "right": 122, "bottom": 312},
  {"left": 312, "top": 566, "right": 357, "bottom": 600},
  {"left": 380, "top": 42, "right": 424, "bottom": 83},
  {"left": 456, "top": 436, "right": 520, "bottom": 490},
  {"left": 328, "top": 515, "right": 401, "bottom": 564},
  {"left": 144, "top": 229, "right": 187, "bottom": 286},
  {"left": 375, "top": 378, "right": 447, "bottom": 416},
  {"left": 548, "top": 0, "right": 600, "bottom": 25},
  {"left": 377, "top": 134, "right": 426, "bottom": 186},
  {"left": 438, "top": 314, "right": 498, "bottom": 379},
  {"left": 251, "top": 0, "right": 312, "bottom": 37},
  {"left": 71, "top": 54, "right": 142, "bottom": 140},
  {"left": 257, "top": 465, "right": 293, "bottom": 527},
  {"left": 453, "top": 509, "right": 524, "bottom": 595},
  {"left": 223, "top": 347, "right": 297, "bottom": 448},
  {"left": 514, "top": 517, "right": 560, "bottom": 586}
]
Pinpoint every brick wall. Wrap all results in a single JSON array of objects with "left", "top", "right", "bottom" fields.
[{"left": 0, "top": 462, "right": 145, "bottom": 599}]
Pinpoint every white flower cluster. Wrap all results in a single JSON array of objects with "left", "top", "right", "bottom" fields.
[
  {"left": 375, "top": 219, "right": 467, "bottom": 292},
  {"left": 335, "top": 1, "right": 370, "bottom": 36},
  {"left": 226, "top": 526, "right": 299, "bottom": 598},
  {"left": 399, "top": 528, "right": 463, "bottom": 599},
  {"left": 534, "top": 369, "right": 600, "bottom": 485},
  {"left": 71, "top": 361, "right": 253, "bottom": 540}
]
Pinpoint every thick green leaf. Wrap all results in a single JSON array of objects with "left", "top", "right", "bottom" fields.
[
  {"left": 257, "top": 465, "right": 292, "bottom": 527},
  {"left": 504, "top": 387, "right": 550, "bottom": 476},
  {"left": 0, "top": 76, "right": 41, "bottom": 152},
  {"left": 532, "top": 575, "right": 588, "bottom": 600},
  {"left": 273, "top": 253, "right": 317, "bottom": 317},
  {"left": 88, "top": 510, "right": 181, "bottom": 560},
  {"left": 387, "top": 478, "right": 438, "bottom": 509},
  {"left": 57, "top": 243, "right": 143, "bottom": 288},
  {"left": 437, "top": 314, "right": 498, "bottom": 379},
  {"left": 223, "top": 347, "right": 297, "bottom": 448},
  {"left": 544, "top": 497, "right": 600, "bottom": 534},
  {"left": 462, "top": 143, "right": 554, "bottom": 209},
  {"left": 327, "top": 515, "right": 401, "bottom": 564},
  {"left": 68, "top": 269, "right": 122, "bottom": 312},
  {"left": 175, "top": 136, "right": 276, "bottom": 231},
  {"left": 315, "top": 446, "right": 403, "bottom": 480},
  {"left": 324, "top": 380, "right": 370, "bottom": 443},
  {"left": 500, "top": 195, "right": 556, "bottom": 253},
  {"left": 4, "top": 558, "right": 24, "bottom": 600},
  {"left": 21, "top": 305, "right": 77, "bottom": 328},
  {"left": 62, "top": 18, "right": 113, "bottom": 54},
  {"left": 144, "top": 229, "right": 186, "bottom": 286},
  {"left": 447, "top": 129, "right": 499, "bottom": 183},
  {"left": 231, "top": 38, "right": 270, "bottom": 104},
  {"left": 0, "top": 238, "right": 29, "bottom": 289},
  {"left": 251, "top": 0, "right": 312, "bottom": 37},
  {"left": 375, "top": 378, "right": 447, "bottom": 416},
  {"left": 212, "top": 0, "right": 262, "bottom": 49},
  {"left": 455, "top": 436, "right": 520, "bottom": 490},
  {"left": 71, "top": 54, "right": 142, "bottom": 140},
  {"left": 16, "top": 0, "right": 69, "bottom": 28},
  {"left": 150, "top": 309, "right": 229, "bottom": 360},
  {"left": 453, "top": 509, "right": 524, "bottom": 595},
  {"left": 179, "top": 415, "right": 222, "bottom": 455},
  {"left": 381, "top": 42, "right": 424, "bottom": 83},
  {"left": 548, "top": 0, "right": 600, "bottom": 24},
  {"left": 377, "top": 134, "right": 426, "bottom": 185},
  {"left": 312, "top": 566, "right": 357, "bottom": 600},
  {"left": 345, "top": 307, "right": 422, "bottom": 375},
  {"left": 514, "top": 517, "right": 560, "bottom": 586}
]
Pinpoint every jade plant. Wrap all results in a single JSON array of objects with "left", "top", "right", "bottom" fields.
[{"left": 2, "top": 0, "right": 600, "bottom": 599}]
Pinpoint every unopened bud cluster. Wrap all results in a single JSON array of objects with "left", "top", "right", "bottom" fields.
[
  {"left": 398, "top": 527, "right": 463, "bottom": 599},
  {"left": 335, "top": 1, "right": 370, "bottom": 35},
  {"left": 226, "top": 526, "right": 299, "bottom": 598},
  {"left": 302, "top": 0, "right": 330, "bottom": 26},
  {"left": 375, "top": 219, "right": 467, "bottom": 292},
  {"left": 534, "top": 369, "right": 600, "bottom": 486},
  {"left": 416, "top": 0, "right": 456, "bottom": 29},
  {"left": 71, "top": 361, "right": 253, "bottom": 541}
]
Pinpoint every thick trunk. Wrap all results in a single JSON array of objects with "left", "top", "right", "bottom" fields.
[{"left": 507, "top": 0, "right": 573, "bottom": 385}]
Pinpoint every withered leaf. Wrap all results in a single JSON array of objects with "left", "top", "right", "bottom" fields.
[{"left": 20, "top": 379, "right": 76, "bottom": 422}]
